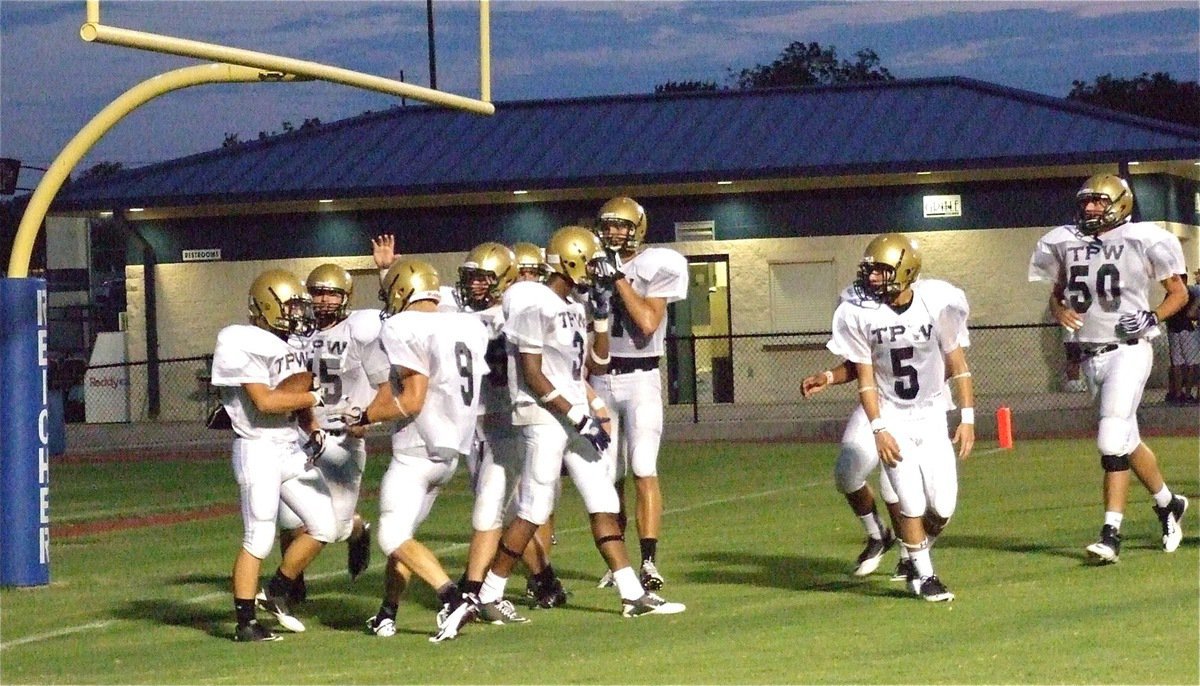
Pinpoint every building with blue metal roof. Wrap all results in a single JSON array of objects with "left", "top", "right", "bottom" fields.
[{"left": 33, "top": 77, "right": 1200, "bottom": 420}]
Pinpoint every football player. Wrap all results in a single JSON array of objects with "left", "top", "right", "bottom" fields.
[
  {"left": 589, "top": 197, "right": 689, "bottom": 591},
  {"left": 210, "top": 269, "right": 337, "bottom": 641},
  {"left": 1029, "top": 174, "right": 1189, "bottom": 563},
  {"left": 272, "top": 263, "right": 391, "bottom": 603},
  {"left": 435, "top": 226, "right": 685, "bottom": 642},
  {"left": 447, "top": 242, "right": 570, "bottom": 611},
  {"left": 829, "top": 233, "right": 975, "bottom": 602},
  {"left": 354, "top": 259, "right": 489, "bottom": 642},
  {"left": 801, "top": 342, "right": 905, "bottom": 579}
]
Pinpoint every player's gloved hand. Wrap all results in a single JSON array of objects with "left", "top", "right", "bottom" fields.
[
  {"left": 338, "top": 405, "right": 370, "bottom": 427},
  {"left": 1116, "top": 310, "right": 1158, "bottom": 338},
  {"left": 587, "top": 254, "right": 622, "bottom": 287},
  {"left": 589, "top": 283, "right": 614, "bottom": 321},
  {"left": 567, "top": 405, "right": 610, "bottom": 453},
  {"left": 303, "top": 429, "right": 327, "bottom": 464}
]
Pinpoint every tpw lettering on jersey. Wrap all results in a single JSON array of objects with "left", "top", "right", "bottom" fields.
[
  {"left": 870, "top": 324, "right": 933, "bottom": 343},
  {"left": 556, "top": 311, "right": 587, "bottom": 331},
  {"left": 1067, "top": 243, "right": 1124, "bottom": 262},
  {"left": 272, "top": 351, "right": 310, "bottom": 375},
  {"left": 311, "top": 339, "right": 347, "bottom": 355}
]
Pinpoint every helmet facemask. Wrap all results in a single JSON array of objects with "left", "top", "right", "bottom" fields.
[
  {"left": 596, "top": 197, "right": 647, "bottom": 252},
  {"left": 852, "top": 233, "right": 922, "bottom": 304},
  {"left": 251, "top": 288, "right": 316, "bottom": 338},
  {"left": 1075, "top": 174, "right": 1133, "bottom": 235},
  {"left": 596, "top": 217, "right": 637, "bottom": 252},
  {"left": 456, "top": 266, "right": 499, "bottom": 311},
  {"left": 309, "top": 287, "right": 349, "bottom": 328},
  {"left": 512, "top": 242, "right": 549, "bottom": 283},
  {"left": 305, "top": 264, "right": 353, "bottom": 328}
]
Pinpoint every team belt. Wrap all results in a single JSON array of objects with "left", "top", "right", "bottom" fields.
[
  {"left": 608, "top": 356, "right": 660, "bottom": 375},
  {"left": 1080, "top": 339, "right": 1140, "bottom": 358}
]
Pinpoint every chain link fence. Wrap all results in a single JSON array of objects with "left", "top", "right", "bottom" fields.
[{"left": 66, "top": 325, "right": 1170, "bottom": 428}]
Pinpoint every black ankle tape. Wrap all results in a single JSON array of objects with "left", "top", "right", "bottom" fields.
[{"left": 498, "top": 542, "right": 522, "bottom": 559}]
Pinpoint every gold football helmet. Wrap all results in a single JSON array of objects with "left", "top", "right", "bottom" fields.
[
  {"left": 379, "top": 259, "right": 441, "bottom": 317},
  {"left": 1076, "top": 174, "right": 1133, "bottom": 235},
  {"left": 512, "top": 242, "right": 548, "bottom": 281},
  {"left": 596, "top": 196, "right": 647, "bottom": 251},
  {"left": 854, "top": 233, "right": 922, "bottom": 303},
  {"left": 248, "top": 269, "right": 315, "bottom": 337},
  {"left": 305, "top": 263, "right": 353, "bottom": 324},
  {"left": 546, "top": 226, "right": 604, "bottom": 288},
  {"left": 457, "top": 242, "right": 516, "bottom": 311}
]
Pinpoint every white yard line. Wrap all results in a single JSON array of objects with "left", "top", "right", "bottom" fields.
[
  {"left": 0, "top": 621, "right": 114, "bottom": 651},
  {"left": 2, "top": 479, "right": 816, "bottom": 650}
]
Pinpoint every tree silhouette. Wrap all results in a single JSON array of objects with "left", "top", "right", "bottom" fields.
[
  {"left": 655, "top": 41, "right": 894, "bottom": 93},
  {"left": 1067, "top": 72, "right": 1199, "bottom": 128}
]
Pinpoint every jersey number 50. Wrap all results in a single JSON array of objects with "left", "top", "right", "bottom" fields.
[{"left": 1066, "top": 264, "right": 1122, "bottom": 313}]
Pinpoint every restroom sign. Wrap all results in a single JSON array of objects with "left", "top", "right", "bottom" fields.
[
  {"left": 182, "top": 248, "right": 222, "bottom": 262},
  {"left": 923, "top": 195, "right": 961, "bottom": 218}
]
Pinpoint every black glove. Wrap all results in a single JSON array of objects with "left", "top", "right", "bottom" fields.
[
  {"left": 303, "top": 429, "right": 327, "bottom": 463},
  {"left": 573, "top": 413, "right": 611, "bottom": 453},
  {"left": 587, "top": 254, "right": 622, "bottom": 287},
  {"left": 590, "top": 283, "right": 614, "bottom": 321},
  {"left": 1116, "top": 310, "right": 1158, "bottom": 338}
]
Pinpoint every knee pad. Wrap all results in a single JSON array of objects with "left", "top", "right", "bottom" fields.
[
  {"left": 1097, "top": 417, "right": 1136, "bottom": 457},
  {"left": 376, "top": 516, "right": 413, "bottom": 557},
  {"left": 276, "top": 504, "right": 302, "bottom": 532},
  {"left": 923, "top": 512, "right": 950, "bottom": 538},
  {"left": 243, "top": 519, "right": 278, "bottom": 559},
  {"left": 1100, "top": 453, "right": 1131, "bottom": 472},
  {"left": 834, "top": 443, "right": 876, "bottom": 495},
  {"left": 516, "top": 479, "right": 555, "bottom": 526}
]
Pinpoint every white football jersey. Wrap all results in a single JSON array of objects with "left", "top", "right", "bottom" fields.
[
  {"left": 610, "top": 247, "right": 688, "bottom": 358},
  {"left": 436, "top": 285, "right": 461, "bottom": 313},
  {"left": 1029, "top": 221, "right": 1184, "bottom": 343},
  {"left": 296, "top": 309, "right": 390, "bottom": 430},
  {"left": 829, "top": 279, "right": 970, "bottom": 412},
  {"left": 503, "top": 280, "right": 589, "bottom": 425},
  {"left": 211, "top": 324, "right": 310, "bottom": 440},
  {"left": 379, "top": 310, "right": 488, "bottom": 456}
]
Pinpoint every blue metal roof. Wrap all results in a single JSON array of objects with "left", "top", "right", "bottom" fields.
[{"left": 56, "top": 76, "right": 1200, "bottom": 210}]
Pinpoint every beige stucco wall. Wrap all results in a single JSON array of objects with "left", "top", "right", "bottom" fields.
[{"left": 122, "top": 224, "right": 1197, "bottom": 421}]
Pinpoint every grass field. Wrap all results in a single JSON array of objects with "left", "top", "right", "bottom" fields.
[{"left": 1, "top": 436, "right": 1197, "bottom": 684}]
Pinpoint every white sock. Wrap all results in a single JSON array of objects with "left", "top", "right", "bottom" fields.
[
  {"left": 478, "top": 571, "right": 508, "bottom": 604},
  {"left": 612, "top": 566, "right": 643, "bottom": 601},
  {"left": 859, "top": 512, "right": 883, "bottom": 539},
  {"left": 1152, "top": 486, "right": 1174, "bottom": 509},
  {"left": 909, "top": 545, "right": 934, "bottom": 580},
  {"left": 1103, "top": 511, "right": 1124, "bottom": 530}
]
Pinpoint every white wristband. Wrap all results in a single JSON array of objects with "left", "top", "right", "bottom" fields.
[
  {"left": 593, "top": 318, "right": 609, "bottom": 333},
  {"left": 870, "top": 418, "right": 888, "bottom": 434},
  {"left": 309, "top": 391, "right": 324, "bottom": 407},
  {"left": 590, "top": 397, "right": 607, "bottom": 412},
  {"left": 590, "top": 349, "right": 611, "bottom": 365},
  {"left": 823, "top": 370, "right": 835, "bottom": 385},
  {"left": 539, "top": 389, "right": 562, "bottom": 405},
  {"left": 960, "top": 407, "right": 975, "bottom": 424}
]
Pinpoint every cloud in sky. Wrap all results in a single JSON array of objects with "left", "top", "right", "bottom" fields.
[{"left": 1, "top": 0, "right": 1195, "bottom": 181}]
